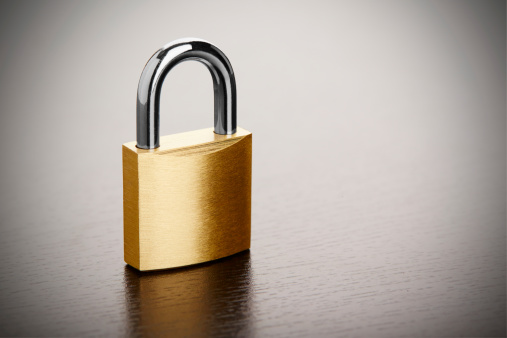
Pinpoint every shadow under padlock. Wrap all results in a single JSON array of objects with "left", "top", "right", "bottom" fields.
[{"left": 123, "top": 250, "right": 253, "bottom": 337}]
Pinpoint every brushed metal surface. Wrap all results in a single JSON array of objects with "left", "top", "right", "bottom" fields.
[{"left": 123, "top": 127, "right": 252, "bottom": 270}]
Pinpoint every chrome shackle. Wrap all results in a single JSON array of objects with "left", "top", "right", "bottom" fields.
[{"left": 136, "top": 38, "right": 237, "bottom": 149}]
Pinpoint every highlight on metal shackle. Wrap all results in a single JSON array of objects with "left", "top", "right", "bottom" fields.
[{"left": 136, "top": 38, "right": 237, "bottom": 149}]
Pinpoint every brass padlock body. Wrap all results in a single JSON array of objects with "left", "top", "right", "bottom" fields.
[{"left": 123, "top": 127, "right": 251, "bottom": 271}]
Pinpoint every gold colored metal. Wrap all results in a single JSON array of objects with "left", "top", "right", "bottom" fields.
[{"left": 122, "top": 127, "right": 252, "bottom": 271}]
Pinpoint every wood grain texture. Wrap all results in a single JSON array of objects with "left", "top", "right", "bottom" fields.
[
  {"left": 0, "top": 2, "right": 505, "bottom": 337},
  {"left": 0, "top": 141, "right": 504, "bottom": 336}
]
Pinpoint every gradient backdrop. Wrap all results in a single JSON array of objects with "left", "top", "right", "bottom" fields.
[{"left": 0, "top": 0, "right": 505, "bottom": 336}]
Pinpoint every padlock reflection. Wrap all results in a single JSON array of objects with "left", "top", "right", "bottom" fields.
[{"left": 124, "top": 251, "right": 252, "bottom": 336}]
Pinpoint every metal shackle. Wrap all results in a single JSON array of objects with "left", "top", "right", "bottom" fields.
[{"left": 136, "top": 38, "right": 237, "bottom": 149}]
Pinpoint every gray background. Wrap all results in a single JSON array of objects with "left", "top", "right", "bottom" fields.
[{"left": 0, "top": 0, "right": 505, "bottom": 336}]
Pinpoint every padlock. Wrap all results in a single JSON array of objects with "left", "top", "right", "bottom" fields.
[{"left": 122, "top": 38, "right": 252, "bottom": 271}]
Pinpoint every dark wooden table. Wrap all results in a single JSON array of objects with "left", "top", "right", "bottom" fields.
[
  {"left": 1, "top": 134, "right": 505, "bottom": 336},
  {"left": 0, "top": 1, "right": 505, "bottom": 336}
]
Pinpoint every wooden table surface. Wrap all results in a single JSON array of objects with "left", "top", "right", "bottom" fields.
[
  {"left": 0, "top": 1, "right": 505, "bottom": 337},
  {"left": 0, "top": 133, "right": 505, "bottom": 336}
]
